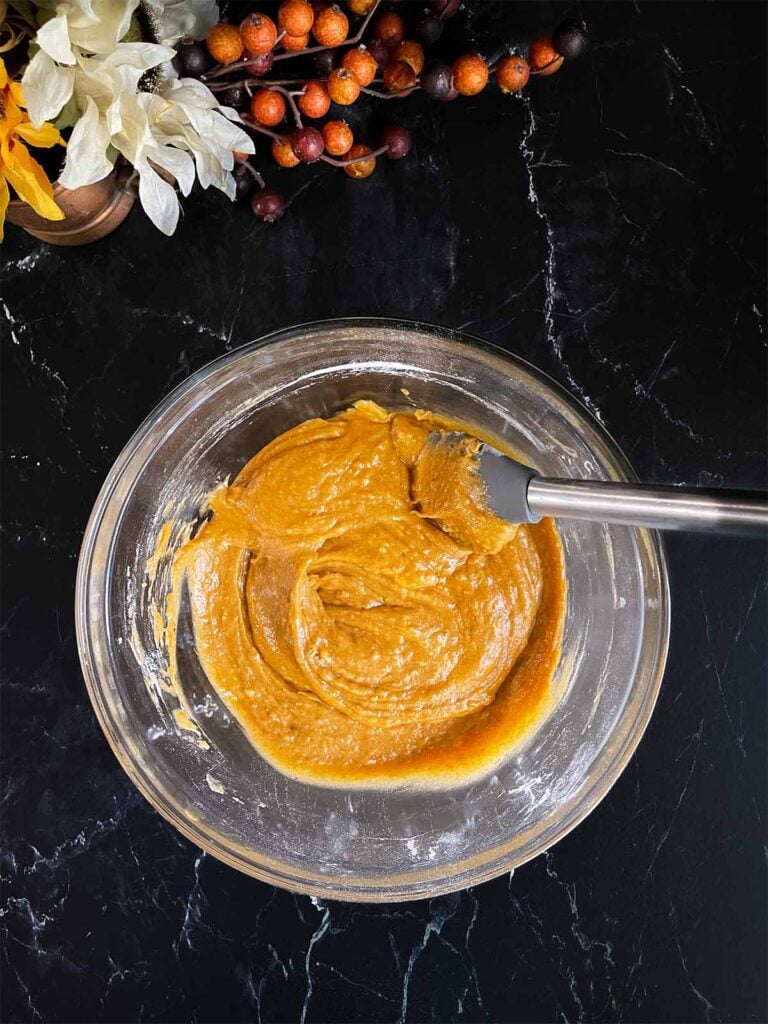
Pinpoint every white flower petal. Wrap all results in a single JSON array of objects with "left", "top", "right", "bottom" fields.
[
  {"left": 138, "top": 163, "right": 180, "bottom": 235},
  {"left": 21, "top": 50, "right": 75, "bottom": 126},
  {"left": 148, "top": 146, "right": 195, "bottom": 196},
  {"left": 68, "top": 0, "right": 139, "bottom": 53},
  {"left": 36, "top": 14, "right": 75, "bottom": 64},
  {"left": 146, "top": 0, "right": 218, "bottom": 45},
  {"left": 58, "top": 96, "right": 114, "bottom": 188}
]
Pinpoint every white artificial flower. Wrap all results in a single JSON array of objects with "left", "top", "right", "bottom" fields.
[
  {"left": 57, "top": 45, "right": 253, "bottom": 234},
  {"left": 144, "top": 0, "right": 218, "bottom": 46},
  {"left": 22, "top": 0, "right": 254, "bottom": 236},
  {"left": 23, "top": 0, "right": 139, "bottom": 124}
]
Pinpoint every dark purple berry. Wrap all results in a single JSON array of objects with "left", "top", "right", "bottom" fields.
[
  {"left": 314, "top": 48, "right": 337, "bottom": 75},
  {"left": 552, "top": 19, "right": 588, "bottom": 59},
  {"left": 379, "top": 123, "right": 412, "bottom": 159},
  {"left": 442, "top": 84, "right": 459, "bottom": 102},
  {"left": 416, "top": 12, "right": 443, "bottom": 45},
  {"left": 290, "top": 126, "right": 324, "bottom": 163},
  {"left": 366, "top": 37, "right": 390, "bottom": 67},
  {"left": 420, "top": 63, "right": 453, "bottom": 99},
  {"left": 246, "top": 50, "right": 274, "bottom": 75},
  {"left": 219, "top": 84, "right": 247, "bottom": 109},
  {"left": 251, "top": 188, "right": 285, "bottom": 222},
  {"left": 235, "top": 167, "right": 256, "bottom": 201},
  {"left": 172, "top": 42, "right": 211, "bottom": 77},
  {"left": 431, "top": 0, "right": 459, "bottom": 18}
]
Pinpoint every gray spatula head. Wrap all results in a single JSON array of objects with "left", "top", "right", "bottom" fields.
[{"left": 425, "top": 432, "right": 541, "bottom": 525}]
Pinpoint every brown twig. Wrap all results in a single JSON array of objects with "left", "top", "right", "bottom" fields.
[
  {"left": 320, "top": 144, "right": 389, "bottom": 167},
  {"left": 235, "top": 157, "right": 266, "bottom": 188},
  {"left": 270, "top": 84, "right": 303, "bottom": 127},
  {"left": 360, "top": 84, "right": 419, "bottom": 100}
]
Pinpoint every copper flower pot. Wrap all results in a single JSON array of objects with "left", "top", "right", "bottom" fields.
[{"left": 6, "top": 163, "right": 136, "bottom": 246}]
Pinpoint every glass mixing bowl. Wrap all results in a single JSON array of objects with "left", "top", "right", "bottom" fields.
[{"left": 76, "top": 319, "right": 670, "bottom": 901}]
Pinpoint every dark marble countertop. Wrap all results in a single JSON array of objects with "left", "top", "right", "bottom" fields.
[{"left": 2, "top": 2, "right": 766, "bottom": 1021}]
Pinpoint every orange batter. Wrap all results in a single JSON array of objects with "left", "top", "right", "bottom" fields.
[{"left": 166, "top": 401, "right": 566, "bottom": 787}]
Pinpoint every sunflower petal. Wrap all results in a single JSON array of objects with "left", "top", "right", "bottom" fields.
[
  {"left": 15, "top": 120, "right": 66, "bottom": 149},
  {"left": 3, "top": 140, "right": 64, "bottom": 221},
  {"left": 0, "top": 175, "right": 9, "bottom": 242}
]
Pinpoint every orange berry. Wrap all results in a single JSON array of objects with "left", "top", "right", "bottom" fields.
[
  {"left": 327, "top": 66, "right": 360, "bottom": 105},
  {"left": 233, "top": 149, "right": 250, "bottom": 161},
  {"left": 347, "top": 0, "right": 375, "bottom": 12},
  {"left": 206, "top": 22, "right": 243, "bottom": 63},
  {"left": 496, "top": 54, "right": 529, "bottom": 93},
  {"left": 250, "top": 88, "right": 286, "bottom": 126},
  {"left": 271, "top": 138, "right": 300, "bottom": 167},
  {"left": 322, "top": 119, "right": 353, "bottom": 155},
  {"left": 344, "top": 143, "right": 375, "bottom": 179},
  {"left": 528, "top": 35, "right": 564, "bottom": 75},
  {"left": 299, "top": 80, "right": 331, "bottom": 117},
  {"left": 281, "top": 31, "right": 310, "bottom": 50},
  {"left": 382, "top": 59, "right": 416, "bottom": 93},
  {"left": 341, "top": 46, "right": 377, "bottom": 87},
  {"left": 452, "top": 53, "right": 488, "bottom": 95},
  {"left": 240, "top": 13, "right": 277, "bottom": 56},
  {"left": 373, "top": 11, "right": 404, "bottom": 45},
  {"left": 391, "top": 40, "right": 424, "bottom": 75},
  {"left": 312, "top": 4, "right": 348, "bottom": 45},
  {"left": 278, "top": 0, "right": 314, "bottom": 36}
]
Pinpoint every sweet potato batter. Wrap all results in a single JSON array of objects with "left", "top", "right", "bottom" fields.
[{"left": 166, "top": 402, "right": 566, "bottom": 787}]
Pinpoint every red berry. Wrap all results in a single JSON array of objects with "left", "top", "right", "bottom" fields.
[
  {"left": 341, "top": 46, "right": 378, "bottom": 87},
  {"left": 431, "top": 0, "right": 459, "bottom": 17},
  {"left": 250, "top": 88, "right": 286, "bottom": 126},
  {"left": 452, "top": 53, "right": 488, "bottom": 95},
  {"left": 416, "top": 13, "right": 443, "bottom": 45},
  {"left": 344, "top": 143, "right": 376, "bottom": 178},
  {"left": 272, "top": 138, "right": 300, "bottom": 167},
  {"left": 496, "top": 54, "right": 529, "bottom": 93},
  {"left": 245, "top": 50, "right": 274, "bottom": 75},
  {"left": 382, "top": 60, "right": 416, "bottom": 93},
  {"left": 298, "top": 80, "right": 331, "bottom": 117},
  {"left": 529, "top": 36, "right": 564, "bottom": 75},
  {"left": 312, "top": 4, "right": 348, "bottom": 45},
  {"left": 251, "top": 188, "right": 285, "bottom": 221},
  {"left": 282, "top": 31, "right": 310, "bottom": 50},
  {"left": 420, "top": 63, "right": 452, "bottom": 99},
  {"left": 291, "top": 126, "right": 325, "bottom": 162},
  {"left": 322, "top": 119, "right": 353, "bottom": 155},
  {"left": 207, "top": 23, "right": 243, "bottom": 63},
  {"left": 552, "top": 19, "right": 588, "bottom": 59},
  {"left": 327, "top": 67, "right": 360, "bottom": 104},
  {"left": 278, "top": 0, "right": 314, "bottom": 36},
  {"left": 366, "top": 37, "right": 389, "bottom": 67},
  {"left": 391, "top": 40, "right": 424, "bottom": 75},
  {"left": 373, "top": 11, "right": 404, "bottom": 45},
  {"left": 379, "top": 123, "right": 411, "bottom": 159},
  {"left": 173, "top": 42, "right": 211, "bottom": 77},
  {"left": 240, "top": 13, "right": 278, "bottom": 56}
]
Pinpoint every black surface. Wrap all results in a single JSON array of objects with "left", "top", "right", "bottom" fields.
[{"left": 2, "top": 2, "right": 767, "bottom": 1022}]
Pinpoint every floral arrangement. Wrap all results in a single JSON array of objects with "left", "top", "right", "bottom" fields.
[
  {"left": 0, "top": 0, "right": 587, "bottom": 240},
  {"left": 1, "top": 0, "right": 253, "bottom": 237}
]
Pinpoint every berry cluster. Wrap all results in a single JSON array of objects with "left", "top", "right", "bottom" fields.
[{"left": 174, "top": 2, "right": 588, "bottom": 221}]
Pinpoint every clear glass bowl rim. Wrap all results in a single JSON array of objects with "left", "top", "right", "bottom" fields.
[{"left": 75, "top": 317, "right": 671, "bottom": 900}]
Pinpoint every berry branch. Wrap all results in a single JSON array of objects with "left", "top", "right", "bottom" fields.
[{"left": 178, "top": 3, "right": 589, "bottom": 221}]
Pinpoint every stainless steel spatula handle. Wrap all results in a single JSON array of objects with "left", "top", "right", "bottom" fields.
[
  {"left": 474, "top": 444, "right": 768, "bottom": 536},
  {"left": 527, "top": 478, "right": 768, "bottom": 535}
]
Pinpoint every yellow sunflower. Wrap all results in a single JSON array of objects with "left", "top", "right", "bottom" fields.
[{"left": 0, "top": 55, "right": 65, "bottom": 241}]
